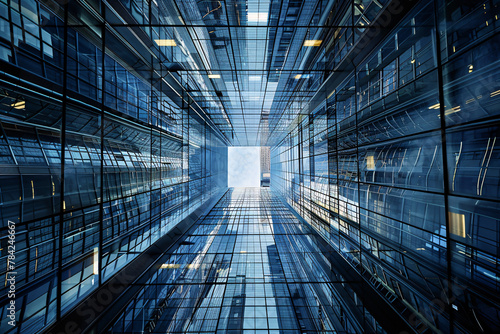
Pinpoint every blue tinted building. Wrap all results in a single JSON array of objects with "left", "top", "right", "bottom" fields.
[{"left": 0, "top": 0, "right": 499, "bottom": 333}]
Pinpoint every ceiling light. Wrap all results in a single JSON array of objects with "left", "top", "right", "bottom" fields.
[
  {"left": 294, "top": 74, "right": 302, "bottom": 79},
  {"left": 490, "top": 89, "right": 500, "bottom": 97},
  {"left": 248, "top": 12, "right": 268, "bottom": 22},
  {"left": 208, "top": 74, "right": 221, "bottom": 79},
  {"left": 11, "top": 100, "right": 25, "bottom": 109},
  {"left": 304, "top": 40, "right": 322, "bottom": 47},
  {"left": 155, "top": 39, "right": 177, "bottom": 46}
]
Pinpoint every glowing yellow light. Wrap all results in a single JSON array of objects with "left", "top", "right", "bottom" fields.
[
  {"left": 11, "top": 101, "right": 25, "bottom": 109},
  {"left": 366, "top": 155, "right": 375, "bottom": 170},
  {"left": 208, "top": 74, "right": 221, "bottom": 79},
  {"left": 303, "top": 40, "right": 322, "bottom": 47},
  {"left": 410, "top": 59, "right": 415, "bottom": 63},
  {"left": 154, "top": 39, "right": 177, "bottom": 46},
  {"left": 294, "top": 74, "right": 302, "bottom": 79},
  {"left": 490, "top": 90, "right": 500, "bottom": 97},
  {"left": 444, "top": 106, "right": 461, "bottom": 116},
  {"left": 428, "top": 103, "right": 441, "bottom": 109},
  {"left": 449, "top": 212, "right": 466, "bottom": 238}
]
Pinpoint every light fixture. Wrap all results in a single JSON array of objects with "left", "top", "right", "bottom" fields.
[
  {"left": 294, "top": 74, "right": 302, "bottom": 79},
  {"left": 155, "top": 39, "right": 177, "bottom": 46},
  {"left": 366, "top": 155, "right": 375, "bottom": 170},
  {"left": 208, "top": 74, "right": 221, "bottom": 79},
  {"left": 490, "top": 89, "right": 500, "bottom": 97},
  {"left": 304, "top": 40, "right": 322, "bottom": 47},
  {"left": 444, "top": 106, "right": 461, "bottom": 116},
  {"left": 11, "top": 100, "right": 25, "bottom": 109},
  {"left": 449, "top": 212, "right": 466, "bottom": 238}
]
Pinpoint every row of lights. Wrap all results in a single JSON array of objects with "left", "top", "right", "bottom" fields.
[{"left": 154, "top": 37, "right": 321, "bottom": 81}]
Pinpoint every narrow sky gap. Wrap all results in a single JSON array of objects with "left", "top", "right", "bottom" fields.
[{"left": 228, "top": 146, "right": 260, "bottom": 187}]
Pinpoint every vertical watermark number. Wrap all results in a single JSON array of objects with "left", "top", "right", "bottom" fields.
[{"left": 7, "top": 220, "right": 17, "bottom": 327}]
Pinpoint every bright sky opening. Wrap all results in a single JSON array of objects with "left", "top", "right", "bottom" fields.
[{"left": 228, "top": 147, "right": 260, "bottom": 187}]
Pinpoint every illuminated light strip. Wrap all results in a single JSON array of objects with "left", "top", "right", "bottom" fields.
[
  {"left": 12, "top": 101, "right": 25, "bottom": 109},
  {"left": 479, "top": 137, "right": 496, "bottom": 196},
  {"left": 490, "top": 90, "right": 500, "bottom": 97},
  {"left": 444, "top": 106, "right": 461, "bottom": 116},
  {"left": 154, "top": 39, "right": 177, "bottom": 46},
  {"left": 303, "top": 40, "right": 322, "bottom": 47},
  {"left": 451, "top": 142, "right": 463, "bottom": 192}
]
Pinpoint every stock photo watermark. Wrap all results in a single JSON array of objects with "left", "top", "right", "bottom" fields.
[{"left": 6, "top": 220, "right": 17, "bottom": 327}]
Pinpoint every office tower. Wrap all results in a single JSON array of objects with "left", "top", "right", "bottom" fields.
[
  {"left": 0, "top": 0, "right": 499, "bottom": 333},
  {"left": 261, "top": 147, "right": 270, "bottom": 187}
]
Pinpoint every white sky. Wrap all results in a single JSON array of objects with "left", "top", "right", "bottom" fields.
[{"left": 228, "top": 147, "right": 260, "bottom": 187}]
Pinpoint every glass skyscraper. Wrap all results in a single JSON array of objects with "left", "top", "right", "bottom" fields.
[{"left": 0, "top": 0, "right": 499, "bottom": 333}]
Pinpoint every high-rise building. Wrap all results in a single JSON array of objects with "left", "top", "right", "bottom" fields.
[
  {"left": 0, "top": 0, "right": 499, "bottom": 333},
  {"left": 261, "top": 147, "right": 270, "bottom": 187}
]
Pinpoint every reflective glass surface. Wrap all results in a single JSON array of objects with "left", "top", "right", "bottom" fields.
[
  {"left": 0, "top": 0, "right": 499, "bottom": 333},
  {"left": 109, "top": 188, "right": 381, "bottom": 334}
]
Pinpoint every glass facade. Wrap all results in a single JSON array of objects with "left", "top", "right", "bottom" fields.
[
  {"left": 271, "top": 0, "right": 500, "bottom": 333},
  {"left": 0, "top": 0, "right": 227, "bottom": 332},
  {"left": 107, "top": 188, "right": 385, "bottom": 334},
  {"left": 0, "top": 0, "right": 498, "bottom": 333}
]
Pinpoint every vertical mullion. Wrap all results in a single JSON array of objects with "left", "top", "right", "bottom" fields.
[
  {"left": 56, "top": 0, "right": 69, "bottom": 321},
  {"left": 432, "top": 0, "right": 454, "bottom": 332},
  {"left": 98, "top": 18, "right": 106, "bottom": 288}
]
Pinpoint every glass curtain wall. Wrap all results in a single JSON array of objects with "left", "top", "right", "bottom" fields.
[
  {"left": 108, "top": 188, "right": 382, "bottom": 334},
  {"left": 0, "top": 0, "right": 227, "bottom": 333},
  {"left": 271, "top": 0, "right": 500, "bottom": 333}
]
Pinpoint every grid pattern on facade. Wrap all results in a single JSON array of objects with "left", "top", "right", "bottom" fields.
[
  {"left": 271, "top": 0, "right": 500, "bottom": 333},
  {"left": 109, "top": 188, "right": 382, "bottom": 334}
]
